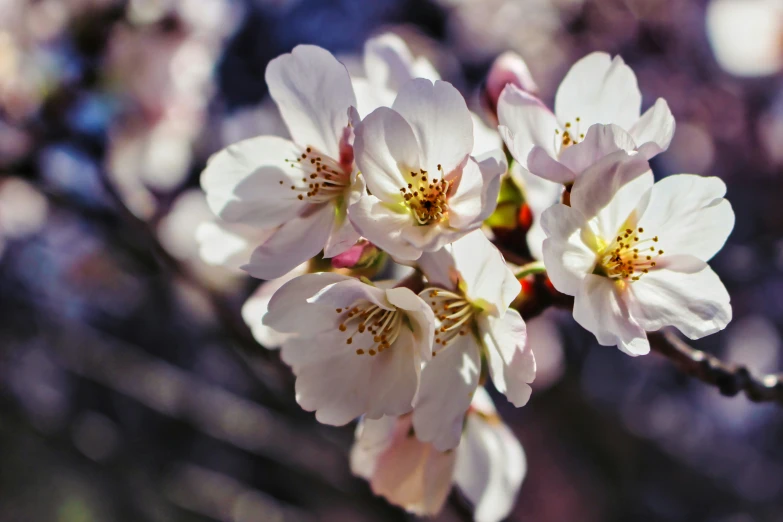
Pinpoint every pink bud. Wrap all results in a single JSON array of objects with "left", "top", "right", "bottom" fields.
[
  {"left": 484, "top": 52, "right": 539, "bottom": 117},
  {"left": 332, "top": 240, "right": 378, "bottom": 269}
]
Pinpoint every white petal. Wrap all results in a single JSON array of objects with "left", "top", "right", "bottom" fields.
[
  {"left": 241, "top": 264, "right": 308, "bottom": 349},
  {"left": 541, "top": 204, "right": 595, "bottom": 295},
  {"left": 365, "top": 328, "right": 422, "bottom": 419},
  {"left": 200, "top": 136, "right": 307, "bottom": 227},
  {"left": 354, "top": 106, "right": 420, "bottom": 202},
  {"left": 348, "top": 195, "right": 422, "bottom": 260},
  {"left": 472, "top": 113, "right": 503, "bottom": 156},
  {"left": 569, "top": 150, "right": 651, "bottom": 222},
  {"left": 480, "top": 309, "right": 535, "bottom": 407},
  {"left": 266, "top": 45, "right": 356, "bottom": 158},
  {"left": 196, "top": 220, "right": 271, "bottom": 269},
  {"left": 497, "top": 84, "right": 559, "bottom": 168},
  {"left": 417, "top": 246, "right": 458, "bottom": 289},
  {"left": 447, "top": 157, "right": 485, "bottom": 229},
  {"left": 473, "top": 149, "right": 508, "bottom": 223},
  {"left": 630, "top": 98, "right": 676, "bottom": 158},
  {"left": 455, "top": 408, "right": 526, "bottom": 522},
  {"left": 263, "top": 272, "right": 354, "bottom": 335},
  {"left": 558, "top": 124, "right": 638, "bottom": 175},
  {"left": 242, "top": 204, "right": 334, "bottom": 280},
  {"left": 509, "top": 163, "right": 562, "bottom": 261},
  {"left": 628, "top": 258, "right": 732, "bottom": 339},
  {"left": 451, "top": 230, "right": 520, "bottom": 316},
  {"left": 392, "top": 79, "right": 474, "bottom": 174},
  {"left": 527, "top": 146, "right": 576, "bottom": 183},
  {"left": 573, "top": 274, "right": 650, "bottom": 356},
  {"left": 385, "top": 287, "right": 436, "bottom": 360},
  {"left": 635, "top": 174, "right": 734, "bottom": 261},
  {"left": 306, "top": 277, "right": 391, "bottom": 310},
  {"left": 363, "top": 33, "right": 417, "bottom": 95},
  {"left": 369, "top": 416, "right": 456, "bottom": 516},
  {"left": 352, "top": 77, "right": 394, "bottom": 119},
  {"left": 554, "top": 52, "right": 642, "bottom": 131},
  {"left": 412, "top": 334, "right": 481, "bottom": 451}
]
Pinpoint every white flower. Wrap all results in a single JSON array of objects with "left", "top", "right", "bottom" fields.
[
  {"left": 352, "top": 33, "right": 502, "bottom": 156},
  {"left": 541, "top": 151, "right": 734, "bottom": 355},
  {"left": 349, "top": 78, "right": 507, "bottom": 260},
  {"left": 498, "top": 52, "right": 675, "bottom": 183},
  {"left": 414, "top": 230, "right": 534, "bottom": 450},
  {"left": 509, "top": 161, "right": 562, "bottom": 261},
  {"left": 241, "top": 263, "right": 309, "bottom": 349},
  {"left": 262, "top": 273, "right": 434, "bottom": 425},
  {"left": 200, "top": 45, "right": 365, "bottom": 280},
  {"left": 351, "top": 387, "right": 526, "bottom": 522}
]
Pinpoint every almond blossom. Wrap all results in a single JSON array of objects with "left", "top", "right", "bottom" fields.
[
  {"left": 349, "top": 78, "right": 507, "bottom": 260},
  {"left": 497, "top": 52, "right": 675, "bottom": 184},
  {"left": 414, "top": 230, "right": 534, "bottom": 450},
  {"left": 541, "top": 152, "right": 734, "bottom": 355},
  {"left": 262, "top": 273, "right": 434, "bottom": 425},
  {"left": 351, "top": 387, "right": 526, "bottom": 522},
  {"left": 200, "top": 45, "right": 365, "bottom": 280}
]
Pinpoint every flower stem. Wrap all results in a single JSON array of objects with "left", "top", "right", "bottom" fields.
[{"left": 515, "top": 261, "right": 547, "bottom": 279}]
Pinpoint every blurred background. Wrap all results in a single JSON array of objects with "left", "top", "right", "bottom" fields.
[{"left": 1, "top": 0, "right": 782, "bottom": 521}]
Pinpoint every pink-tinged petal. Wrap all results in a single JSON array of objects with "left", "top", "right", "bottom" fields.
[
  {"left": 392, "top": 79, "right": 474, "bottom": 173},
  {"left": 241, "top": 264, "right": 308, "bottom": 349},
  {"left": 266, "top": 45, "right": 356, "bottom": 158},
  {"left": 263, "top": 272, "right": 353, "bottom": 335},
  {"left": 554, "top": 52, "right": 642, "bottom": 131},
  {"left": 323, "top": 175, "right": 366, "bottom": 258},
  {"left": 455, "top": 393, "right": 526, "bottom": 522},
  {"left": 350, "top": 415, "right": 398, "bottom": 480},
  {"left": 242, "top": 204, "right": 334, "bottom": 280},
  {"left": 541, "top": 204, "right": 596, "bottom": 295},
  {"left": 473, "top": 150, "right": 507, "bottom": 223},
  {"left": 196, "top": 220, "right": 272, "bottom": 269},
  {"left": 628, "top": 258, "right": 731, "bottom": 339},
  {"left": 354, "top": 106, "right": 420, "bottom": 202},
  {"left": 447, "top": 157, "right": 485, "bottom": 229},
  {"left": 200, "top": 136, "right": 307, "bottom": 227},
  {"left": 527, "top": 145, "right": 576, "bottom": 183},
  {"left": 635, "top": 174, "right": 734, "bottom": 261},
  {"left": 569, "top": 150, "right": 651, "bottom": 222},
  {"left": 497, "top": 84, "right": 559, "bottom": 168},
  {"left": 630, "top": 98, "right": 676, "bottom": 159},
  {"left": 348, "top": 195, "right": 422, "bottom": 260},
  {"left": 558, "top": 124, "right": 638, "bottom": 175},
  {"left": 412, "top": 334, "right": 481, "bottom": 451},
  {"left": 369, "top": 416, "right": 456, "bottom": 516},
  {"left": 480, "top": 309, "right": 535, "bottom": 407},
  {"left": 450, "top": 230, "right": 520, "bottom": 316},
  {"left": 572, "top": 274, "right": 650, "bottom": 356}
]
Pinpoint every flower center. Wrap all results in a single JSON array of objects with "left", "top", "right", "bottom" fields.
[
  {"left": 553, "top": 118, "right": 585, "bottom": 155},
  {"left": 335, "top": 301, "right": 403, "bottom": 356},
  {"left": 425, "top": 288, "right": 474, "bottom": 356},
  {"left": 596, "top": 226, "right": 664, "bottom": 282},
  {"left": 399, "top": 165, "right": 450, "bottom": 225},
  {"left": 282, "top": 146, "right": 351, "bottom": 203}
]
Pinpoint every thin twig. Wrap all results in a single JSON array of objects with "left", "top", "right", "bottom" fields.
[{"left": 649, "top": 330, "right": 783, "bottom": 405}]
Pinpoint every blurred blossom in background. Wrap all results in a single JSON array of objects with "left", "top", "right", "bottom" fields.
[{"left": 0, "top": 1, "right": 782, "bottom": 521}]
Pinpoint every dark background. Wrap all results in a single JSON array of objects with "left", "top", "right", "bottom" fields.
[{"left": 0, "top": 0, "right": 782, "bottom": 521}]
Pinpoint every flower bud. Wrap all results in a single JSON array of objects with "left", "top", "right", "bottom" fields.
[
  {"left": 331, "top": 240, "right": 380, "bottom": 269},
  {"left": 483, "top": 52, "right": 538, "bottom": 120}
]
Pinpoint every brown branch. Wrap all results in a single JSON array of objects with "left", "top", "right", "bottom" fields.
[{"left": 649, "top": 330, "right": 783, "bottom": 405}]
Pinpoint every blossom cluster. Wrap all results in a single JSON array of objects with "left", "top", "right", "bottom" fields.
[{"left": 198, "top": 34, "right": 734, "bottom": 521}]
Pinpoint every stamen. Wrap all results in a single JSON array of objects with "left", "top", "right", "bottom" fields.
[
  {"left": 597, "top": 225, "right": 664, "bottom": 282},
  {"left": 336, "top": 301, "right": 403, "bottom": 356},
  {"left": 424, "top": 288, "right": 475, "bottom": 350},
  {"left": 279, "top": 145, "right": 350, "bottom": 204},
  {"left": 400, "top": 169, "right": 450, "bottom": 225}
]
